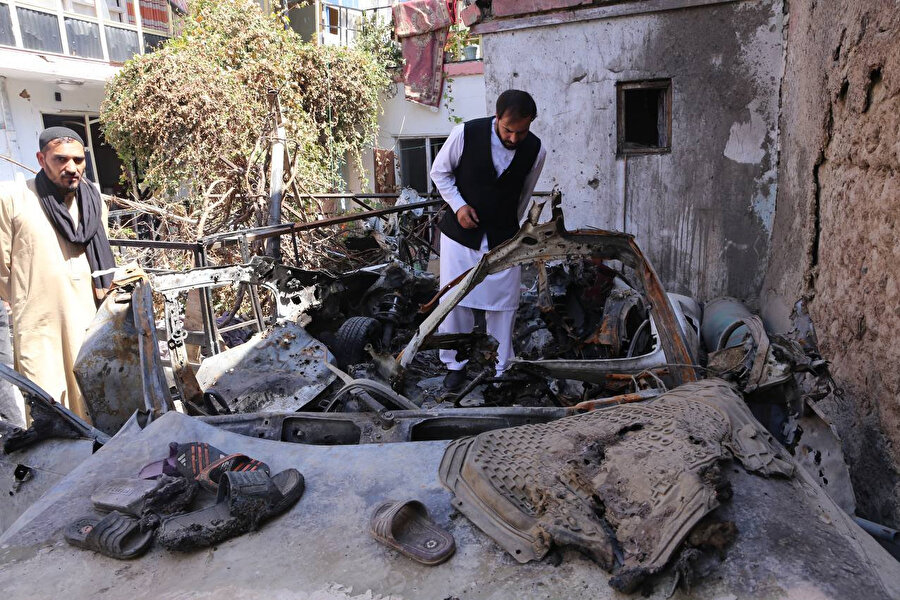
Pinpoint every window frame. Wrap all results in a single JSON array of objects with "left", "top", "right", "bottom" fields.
[
  {"left": 395, "top": 135, "right": 448, "bottom": 195},
  {"left": 0, "top": 0, "right": 171, "bottom": 60},
  {"left": 616, "top": 78, "right": 673, "bottom": 157}
]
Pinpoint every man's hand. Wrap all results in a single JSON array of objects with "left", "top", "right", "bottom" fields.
[{"left": 456, "top": 205, "right": 480, "bottom": 229}]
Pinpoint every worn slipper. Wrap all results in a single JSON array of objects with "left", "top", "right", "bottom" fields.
[
  {"left": 157, "top": 468, "right": 304, "bottom": 552},
  {"left": 196, "top": 453, "right": 270, "bottom": 492},
  {"left": 139, "top": 443, "right": 269, "bottom": 494},
  {"left": 370, "top": 500, "right": 455, "bottom": 565},
  {"left": 64, "top": 511, "right": 154, "bottom": 559},
  {"left": 91, "top": 475, "right": 197, "bottom": 517},
  {"left": 139, "top": 441, "right": 227, "bottom": 480}
]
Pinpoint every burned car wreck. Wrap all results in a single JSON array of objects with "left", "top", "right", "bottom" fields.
[{"left": 1, "top": 195, "right": 898, "bottom": 599}]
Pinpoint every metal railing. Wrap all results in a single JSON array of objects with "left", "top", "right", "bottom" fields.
[{"left": 108, "top": 191, "right": 445, "bottom": 357}]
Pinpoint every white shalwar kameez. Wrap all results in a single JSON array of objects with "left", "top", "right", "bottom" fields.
[{"left": 430, "top": 118, "right": 546, "bottom": 374}]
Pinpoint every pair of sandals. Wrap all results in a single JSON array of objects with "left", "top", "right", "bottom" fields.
[{"left": 65, "top": 442, "right": 304, "bottom": 559}]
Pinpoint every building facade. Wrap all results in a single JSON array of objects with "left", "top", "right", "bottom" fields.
[
  {"left": 0, "top": 0, "right": 182, "bottom": 188},
  {"left": 300, "top": 1, "right": 488, "bottom": 197},
  {"left": 470, "top": 0, "right": 783, "bottom": 304}
]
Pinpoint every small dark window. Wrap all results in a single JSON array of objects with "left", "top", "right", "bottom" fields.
[
  {"left": 143, "top": 32, "right": 167, "bottom": 53},
  {"left": 325, "top": 6, "right": 338, "bottom": 35},
  {"left": 397, "top": 136, "right": 447, "bottom": 194},
  {"left": 617, "top": 79, "right": 672, "bottom": 155}
]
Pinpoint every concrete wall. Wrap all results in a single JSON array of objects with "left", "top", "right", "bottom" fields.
[
  {"left": 479, "top": 0, "right": 783, "bottom": 304},
  {"left": 761, "top": 1, "right": 900, "bottom": 527},
  {"left": 288, "top": 3, "right": 317, "bottom": 43}
]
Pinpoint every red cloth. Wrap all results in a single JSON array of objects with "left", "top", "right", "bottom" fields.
[{"left": 392, "top": 0, "right": 453, "bottom": 108}]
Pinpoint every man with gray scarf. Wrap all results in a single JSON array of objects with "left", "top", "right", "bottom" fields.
[{"left": 0, "top": 127, "right": 115, "bottom": 420}]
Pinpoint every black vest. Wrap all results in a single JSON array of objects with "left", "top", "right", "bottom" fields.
[{"left": 438, "top": 116, "right": 541, "bottom": 250}]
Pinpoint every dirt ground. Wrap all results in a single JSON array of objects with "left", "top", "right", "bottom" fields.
[{"left": 762, "top": 1, "right": 900, "bottom": 526}]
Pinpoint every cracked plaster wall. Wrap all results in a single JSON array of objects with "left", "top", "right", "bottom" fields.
[
  {"left": 761, "top": 1, "right": 900, "bottom": 526},
  {"left": 481, "top": 0, "right": 783, "bottom": 304}
]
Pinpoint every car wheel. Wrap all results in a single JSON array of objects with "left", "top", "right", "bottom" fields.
[{"left": 333, "top": 316, "right": 382, "bottom": 369}]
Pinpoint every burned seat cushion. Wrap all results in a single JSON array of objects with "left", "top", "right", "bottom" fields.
[{"left": 438, "top": 379, "right": 793, "bottom": 590}]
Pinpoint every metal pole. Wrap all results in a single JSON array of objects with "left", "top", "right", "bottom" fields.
[
  {"left": 195, "top": 245, "right": 221, "bottom": 355},
  {"left": 239, "top": 234, "right": 266, "bottom": 333},
  {"left": 266, "top": 90, "right": 286, "bottom": 261}
]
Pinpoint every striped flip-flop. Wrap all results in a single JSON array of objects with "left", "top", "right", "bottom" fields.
[
  {"left": 196, "top": 453, "right": 271, "bottom": 492},
  {"left": 139, "top": 441, "right": 226, "bottom": 480}
]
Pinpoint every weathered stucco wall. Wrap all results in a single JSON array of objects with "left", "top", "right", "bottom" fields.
[
  {"left": 480, "top": 0, "right": 783, "bottom": 304},
  {"left": 761, "top": 1, "right": 900, "bottom": 526}
]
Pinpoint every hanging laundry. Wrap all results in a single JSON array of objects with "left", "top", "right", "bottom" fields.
[{"left": 392, "top": 0, "right": 453, "bottom": 108}]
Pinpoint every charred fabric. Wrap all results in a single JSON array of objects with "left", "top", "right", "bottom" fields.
[{"left": 0, "top": 193, "right": 866, "bottom": 593}]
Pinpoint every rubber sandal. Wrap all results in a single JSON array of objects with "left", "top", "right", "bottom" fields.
[
  {"left": 370, "top": 500, "right": 456, "bottom": 565},
  {"left": 196, "top": 453, "right": 270, "bottom": 493},
  {"left": 91, "top": 475, "right": 197, "bottom": 516},
  {"left": 139, "top": 441, "right": 227, "bottom": 480},
  {"left": 157, "top": 468, "right": 305, "bottom": 552},
  {"left": 64, "top": 511, "right": 154, "bottom": 560}
]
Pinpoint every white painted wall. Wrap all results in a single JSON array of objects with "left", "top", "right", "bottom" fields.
[
  {"left": 0, "top": 73, "right": 107, "bottom": 181},
  {"left": 378, "top": 75, "right": 486, "bottom": 145},
  {"left": 351, "top": 72, "right": 486, "bottom": 192}
]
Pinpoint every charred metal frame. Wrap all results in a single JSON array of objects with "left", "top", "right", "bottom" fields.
[
  {"left": 398, "top": 191, "right": 700, "bottom": 386},
  {"left": 108, "top": 192, "right": 553, "bottom": 362},
  {"left": 109, "top": 194, "right": 445, "bottom": 357},
  {"left": 198, "top": 389, "right": 663, "bottom": 446}
]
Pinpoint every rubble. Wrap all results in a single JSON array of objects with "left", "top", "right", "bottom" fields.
[{"left": 0, "top": 193, "right": 893, "bottom": 596}]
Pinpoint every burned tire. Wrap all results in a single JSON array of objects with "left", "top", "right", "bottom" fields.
[{"left": 333, "top": 316, "right": 382, "bottom": 369}]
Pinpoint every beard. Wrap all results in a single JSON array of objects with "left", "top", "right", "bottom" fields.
[
  {"left": 55, "top": 174, "right": 80, "bottom": 194},
  {"left": 495, "top": 122, "right": 519, "bottom": 150}
]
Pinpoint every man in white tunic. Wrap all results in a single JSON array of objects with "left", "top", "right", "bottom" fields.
[
  {"left": 430, "top": 90, "right": 546, "bottom": 390},
  {"left": 0, "top": 127, "right": 114, "bottom": 420}
]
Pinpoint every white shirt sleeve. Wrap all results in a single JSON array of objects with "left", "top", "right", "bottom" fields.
[
  {"left": 429, "top": 123, "right": 468, "bottom": 214},
  {"left": 517, "top": 144, "right": 547, "bottom": 222}
]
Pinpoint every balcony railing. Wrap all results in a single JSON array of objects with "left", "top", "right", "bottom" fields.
[
  {"left": 318, "top": 1, "right": 481, "bottom": 63},
  {"left": 319, "top": 2, "right": 389, "bottom": 48},
  {"left": 0, "top": 0, "right": 172, "bottom": 63}
]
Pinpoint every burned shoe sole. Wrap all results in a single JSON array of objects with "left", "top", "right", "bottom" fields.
[
  {"left": 158, "top": 469, "right": 304, "bottom": 552},
  {"left": 91, "top": 475, "right": 197, "bottom": 517},
  {"left": 438, "top": 379, "right": 793, "bottom": 593}
]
